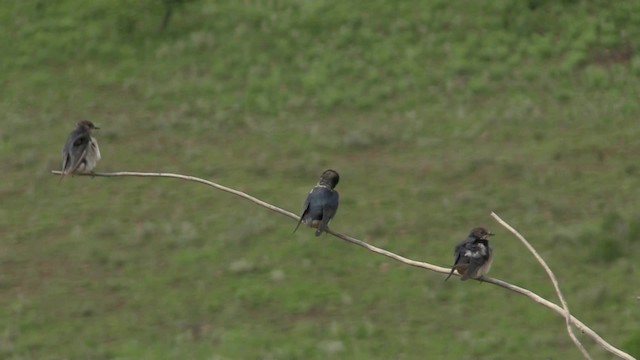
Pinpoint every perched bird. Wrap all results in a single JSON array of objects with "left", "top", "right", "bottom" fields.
[
  {"left": 60, "top": 120, "right": 101, "bottom": 182},
  {"left": 293, "top": 169, "right": 340, "bottom": 236},
  {"left": 445, "top": 227, "right": 494, "bottom": 281}
]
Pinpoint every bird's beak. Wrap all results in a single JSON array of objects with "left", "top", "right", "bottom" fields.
[
  {"left": 488, "top": 233, "right": 495, "bottom": 236},
  {"left": 94, "top": 126, "right": 100, "bottom": 130}
]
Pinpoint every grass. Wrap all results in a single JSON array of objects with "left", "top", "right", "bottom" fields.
[{"left": 1, "top": 0, "right": 640, "bottom": 358}]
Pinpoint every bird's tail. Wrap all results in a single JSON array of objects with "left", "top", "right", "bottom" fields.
[
  {"left": 293, "top": 218, "right": 304, "bottom": 233},
  {"left": 444, "top": 268, "right": 456, "bottom": 281},
  {"left": 58, "top": 170, "right": 67, "bottom": 184}
]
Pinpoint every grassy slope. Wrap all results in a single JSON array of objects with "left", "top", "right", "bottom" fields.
[{"left": 1, "top": 0, "right": 640, "bottom": 358}]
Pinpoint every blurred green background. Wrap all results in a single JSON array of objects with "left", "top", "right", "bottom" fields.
[{"left": 1, "top": 0, "right": 639, "bottom": 359}]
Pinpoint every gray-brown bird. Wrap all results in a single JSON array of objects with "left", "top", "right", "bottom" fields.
[
  {"left": 445, "top": 227, "right": 494, "bottom": 281},
  {"left": 60, "top": 120, "right": 101, "bottom": 182},
  {"left": 293, "top": 169, "right": 340, "bottom": 236}
]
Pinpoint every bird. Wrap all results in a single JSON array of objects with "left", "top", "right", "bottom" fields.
[
  {"left": 60, "top": 120, "right": 101, "bottom": 182},
  {"left": 293, "top": 169, "right": 340, "bottom": 236},
  {"left": 445, "top": 227, "right": 494, "bottom": 281}
]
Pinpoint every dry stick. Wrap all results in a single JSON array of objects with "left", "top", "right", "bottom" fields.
[
  {"left": 491, "top": 212, "right": 593, "bottom": 360},
  {"left": 51, "top": 170, "right": 635, "bottom": 360}
]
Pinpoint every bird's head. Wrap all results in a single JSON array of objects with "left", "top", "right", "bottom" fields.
[
  {"left": 318, "top": 169, "right": 340, "bottom": 189},
  {"left": 470, "top": 227, "right": 494, "bottom": 240},
  {"left": 77, "top": 120, "right": 100, "bottom": 132}
]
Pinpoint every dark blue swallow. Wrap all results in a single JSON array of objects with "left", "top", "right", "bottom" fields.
[
  {"left": 293, "top": 169, "right": 340, "bottom": 236},
  {"left": 60, "top": 120, "right": 101, "bottom": 183},
  {"left": 445, "top": 227, "right": 494, "bottom": 281}
]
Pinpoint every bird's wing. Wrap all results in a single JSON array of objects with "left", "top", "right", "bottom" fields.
[
  {"left": 60, "top": 131, "right": 89, "bottom": 183},
  {"left": 293, "top": 191, "right": 312, "bottom": 233},
  {"left": 315, "top": 190, "right": 339, "bottom": 236},
  {"left": 460, "top": 241, "right": 490, "bottom": 280},
  {"left": 61, "top": 133, "right": 75, "bottom": 173},
  {"left": 61, "top": 148, "right": 71, "bottom": 174},
  {"left": 67, "top": 135, "right": 90, "bottom": 174},
  {"left": 71, "top": 151, "right": 88, "bottom": 174},
  {"left": 444, "top": 239, "right": 473, "bottom": 281},
  {"left": 59, "top": 150, "right": 73, "bottom": 184}
]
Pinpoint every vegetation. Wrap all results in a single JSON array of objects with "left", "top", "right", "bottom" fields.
[{"left": 1, "top": 0, "right": 639, "bottom": 358}]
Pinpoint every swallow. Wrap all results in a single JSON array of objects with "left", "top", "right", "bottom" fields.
[
  {"left": 60, "top": 120, "right": 101, "bottom": 182},
  {"left": 293, "top": 169, "right": 340, "bottom": 236},
  {"left": 445, "top": 227, "right": 494, "bottom": 281}
]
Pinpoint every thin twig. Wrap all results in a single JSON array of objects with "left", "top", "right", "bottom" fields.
[
  {"left": 491, "top": 212, "right": 592, "bottom": 360},
  {"left": 51, "top": 170, "right": 635, "bottom": 360}
]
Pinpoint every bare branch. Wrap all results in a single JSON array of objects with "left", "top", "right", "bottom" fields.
[
  {"left": 51, "top": 170, "right": 635, "bottom": 360},
  {"left": 491, "top": 212, "right": 592, "bottom": 360}
]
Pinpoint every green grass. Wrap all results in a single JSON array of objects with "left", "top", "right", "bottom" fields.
[{"left": 2, "top": 0, "right": 640, "bottom": 358}]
